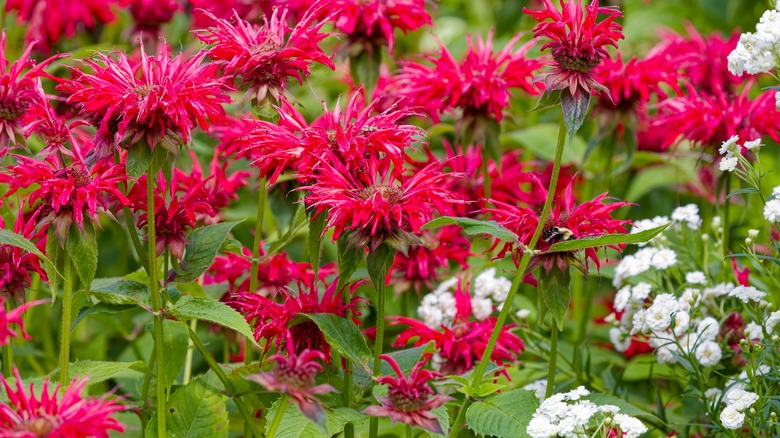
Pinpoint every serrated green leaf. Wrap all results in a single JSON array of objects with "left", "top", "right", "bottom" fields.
[
  {"left": 147, "top": 374, "right": 230, "bottom": 438},
  {"left": 465, "top": 389, "right": 539, "bottom": 438},
  {"left": 91, "top": 279, "right": 150, "bottom": 306},
  {"left": 336, "top": 234, "right": 362, "bottom": 291},
  {"left": 174, "top": 221, "right": 241, "bottom": 283},
  {"left": 126, "top": 142, "right": 154, "bottom": 179},
  {"left": 307, "top": 212, "right": 327, "bottom": 277},
  {"left": 423, "top": 216, "right": 518, "bottom": 243},
  {"left": 49, "top": 360, "right": 150, "bottom": 384},
  {"left": 267, "top": 398, "right": 327, "bottom": 438},
  {"left": 72, "top": 303, "right": 137, "bottom": 329},
  {"left": 584, "top": 393, "right": 660, "bottom": 421},
  {"left": 149, "top": 320, "right": 189, "bottom": 394},
  {"left": 545, "top": 223, "right": 670, "bottom": 253},
  {"left": 168, "top": 295, "right": 255, "bottom": 341},
  {"left": 301, "top": 313, "right": 371, "bottom": 369},
  {"left": 539, "top": 267, "right": 571, "bottom": 330},
  {"left": 66, "top": 221, "right": 98, "bottom": 293},
  {"left": 327, "top": 408, "right": 368, "bottom": 436}
]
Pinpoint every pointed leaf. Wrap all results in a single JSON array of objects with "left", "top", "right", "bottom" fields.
[
  {"left": 307, "top": 212, "right": 327, "bottom": 277},
  {"left": 173, "top": 221, "right": 241, "bottom": 283},
  {"left": 145, "top": 320, "right": 189, "bottom": 394},
  {"left": 267, "top": 398, "right": 327, "bottom": 438},
  {"left": 301, "top": 313, "right": 371, "bottom": 369},
  {"left": 147, "top": 374, "right": 230, "bottom": 438},
  {"left": 90, "top": 279, "right": 150, "bottom": 306},
  {"left": 465, "top": 389, "right": 539, "bottom": 438},
  {"left": 168, "top": 295, "right": 255, "bottom": 341},
  {"left": 539, "top": 267, "right": 571, "bottom": 330},
  {"left": 561, "top": 88, "right": 591, "bottom": 140},
  {"left": 423, "top": 217, "right": 518, "bottom": 243},
  {"left": 49, "top": 360, "right": 150, "bottom": 385},
  {"left": 545, "top": 223, "right": 670, "bottom": 253},
  {"left": 72, "top": 303, "right": 137, "bottom": 329},
  {"left": 336, "top": 235, "right": 362, "bottom": 291},
  {"left": 66, "top": 222, "right": 98, "bottom": 294}
]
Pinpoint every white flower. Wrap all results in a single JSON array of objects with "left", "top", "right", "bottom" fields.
[
  {"left": 703, "top": 282, "right": 734, "bottom": 299},
  {"left": 697, "top": 317, "right": 721, "bottom": 341},
  {"left": 523, "top": 379, "right": 548, "bottom": 402},
  {"left": 695, "top": 341, "right": 723, "bottom": 367},
  {"left": 645, "top": 304, "right": 672, "bottom": 333},
  {"left": 744, "top": 138, "right": 762, "bottom": 150},
  {"left": 610, "top": 327, "right": 631, "bottom": 352},
  {"left": 671, "top": 204, "right": 702, "bottom": 230},
  {"left": 651, "top": 249, "right": 677, "bottom": 269},
  {"left": 745, "top": 321, "right": 764, "bottom": 340},
  {"left": 516, "top": 309, "right": 531, "bottom": 320},
  {"left": 673, "top": 311, "right": 691, "bottom": 336},
  {"left": 728, "top": 285, "right": 767, "bottom": 303},
  {"left": 527, "top": 415, "right": 559, "bottom": 438},
  {"left": 719, "top": 155, "right": 739, "bottom": 172},
  {"left": 776, "top": 90, "right": 780, "bottom": 108},
  {"left": 720, "top": 405, "right": 746, "bottom": 430},
  {"left": 471, "top": 297, "right": 493, "bottom": 321},
  {"left": 614, "top": 286, "right": 632, "bottom": 312},
  {"left": 764, "top": 199, "right": 780, "bottom": 222},
  {"left": 614, "top": 414, "right": 648, "bottom": 438},
  {"left": 773, "top": 185, "right": 780, "bottom": 199},
  {"left": 679, "top": 288, "right": 700, "bottom": 312},
  {"left": 656, "top": 344, "right": 678, "bottom": 364},
  {"left": 654, "top": 294, "right": 681, "bottom": 314},
  {"left": 705, "top": 388, "right": 723, "bottom": 403},
  {"left": 766, "top": 310, "right": 780, "bottom": 333},
  {"left": 725, "top": 388, "right": 759, "bottom": 411},
  {"left": 748, "top": 229, "right": 760, "bottom": 238},
  {"left": 491, "top": 277, "right": 512, "bottom": 302},
  {"left": 719, "top": 135, "right": 740, "bottom": 155},
  {"left": 685, "top": 271, "right": 707, "bottom": 285},
  {"left": 728, "top": 8, "right": 780, "bottom": 76},
  {"left": 631, "top": 309, "right": 648, "bottom": 335},
  {"left": 631, "top": 282, "right": 652, "bottom": 302}
]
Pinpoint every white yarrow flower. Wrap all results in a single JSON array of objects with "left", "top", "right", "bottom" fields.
[
  {"left": 719, "top": 155, "right": 738, "bottom": 172},
  {"left": 744, "top": 138, "right": 762, "bottom": 150},
  {"left": 651, "top": 249, "right": 678, "bottom": 269},
  {"left": 614, "top": 413, "right": 648, "bottom": 438},
  {"left": 685, "top": 271, "right": 707, "bottom": 285},
  {"left": 720, "top": 405, "right": 746, "bottom": 430},
  {"left": 764, "top": 199, "right": 780, "bottom": 222},
  {"left": 695, "top": 341, "right": 723, "bottom": 367}
]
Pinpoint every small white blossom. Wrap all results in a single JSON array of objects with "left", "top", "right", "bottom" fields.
[
  {"left": 766, "top": 310, "right": 780, "bottom": 333},
  {"left": 610, "top": 327, "right": 631, "bottom": 352},
  {"left": 613, "top": 286, "right": 632, "bottom": 312},
  {"left": 764, "top": 199, "right": 780, "bottom": 222},
  {"left": 526, "top": 416, "right": 559, "bottom": 438},
  {"left": 745, "top": 322, "right": 764, "bottom": 340},
  {"left": 516, "top": 309, "right": 531, "bottom": 320},
  {"left": 719, "top": 155, "right": 739, "bottom": 172},
  {"left": 748, "top": 229, "right": 760, "bottom": 239},
  {"left": 679, "top": 288, "right": 700, "bottom": 313},
  {"left": 656, "top": 344, "right": 678, "bottom": 364},
  {"left": 720, "top": 405, "right": 746, "bottom": 430},
  {"left": 697, "top": 317, "right": 721, "bottom": 341},
  {"left": 685, "top": 271, "right": 707, "bottom": 285},
  {"left": 703, "top": 282, "right": 734, "bottom": 299},
  {"left": 773, "top": 185, "right": 780, "bottom": 199},
  {"left": 725, "top": 388, "right": 759, "bottom": 411},
  {"left": 744, "top": 138, "right": 762, "bottom": 150},
  {"left": 523, "top": 379, "right": 548, "bottom": 402},
  {"left": 695, "top": 341, "right": 723, "bottom": 367},
  {"left": 613, "top": 413, "right": 648, "bottom": 438},
  {"left": 651, "top": 249, "right": 677, "bottom": 269},
  {"left": 631, "top": 282, "right": 652, "bottom": 302},
  {"left": 631, "top": 309, "right": 648, "bottom": 335},
  {"left": 671, "top": 204, "right": 702, "bottom": 230},
  {"left": 471, "top": 297, "right": 493, "bottom": 321},
  {"left": 719, "top": 135, "right": 740, "bottom": 155},
  {"left": 645, "top": 304, "right": 672, "bottom": 333},
  {"left": 673, "top": 311, "right": 691, "bottom": 336},
  {"left": 705, "top": 388, "right": 723, "bottom": 403},
  {"left": 728, "top": 285, "right": 767, "bottom": 303}
]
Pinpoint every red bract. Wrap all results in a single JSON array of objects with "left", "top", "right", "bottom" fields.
[
  {"left": 524, "top": 0, "right": 623, "bottom": 98},
  {"left": 58, "top": 41, "right": 230, "bottom": 161},
  {"left": 489, "top": 180, "right": 630, "bottom": 272},
  {"left": 245, "top": 339, "right": 335, "bottom": 425},
  {"left": 230, "top": 279, "right": 363, "bottom": 357},
  {"left": 391, "top": 32, "right": 543, "bottom": 122},
  {"left": 129, "top": 0, "right": 180, "bottom": 36},
  {"left": 129, "top": 171, "right": 216, "bottom": 259},
  {"left": 0, "top": 368, "right": 125, "bottom": 437},
  {"left": 0, "top": 31, "right": 62, "bottom": 151},
  {"left": 303, "top": 154, "right": 462, "bottom": 253},
  {"left": 391, "top": 280, "right": 524, "bottom": 375},
  {"left": 4, "top": 156, "right": 129, "bottom": 244},
  {"left": 0, "top": 296, "right": 46, "bottom": 346},
  {"left": 387, "top": 226, "right": 471, "bottom": 293},
  {"left": 324, "top": 0, "right": 431, "bottom": 53},
  {"left": 196, "top": 5, "right": 334, "bottom": 103},
  {"left": 6, "top": 0, "right": 119, "bottom": 51},
  {"left": 364, "top": 354, "right": 452, "bottom": 434},
  {"left": 0, "top": 209, "right": 47, "bottom": 300}
]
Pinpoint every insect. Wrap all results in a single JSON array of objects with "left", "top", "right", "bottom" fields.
[{"left": 541, "top": 226, "right": 577, "bottom": 244}]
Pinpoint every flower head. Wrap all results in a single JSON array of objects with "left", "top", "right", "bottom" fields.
[
  {"left": 196, "top": 5, "right": 334, "bottom": 103},
  {"left": 0, "top": 368, "right": 125, "bottom": 436},
  {"left": 0, "top": 209, "right": 48, "bottom": 300},
  {"left": 129, "top": 0, "right": 180, "bottom": 36},
  {"left": 364, "top": 354, "right": 452, "bottom": 434},
  {"left": 0, "top": 296, "right": 47, "bottom": 346}
]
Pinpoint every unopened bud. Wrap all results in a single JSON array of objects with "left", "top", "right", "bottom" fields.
[
  {"left": 750, "top": 408, "right": 756, "bottom": 415},
  {"left": 701, "top": 234, "right": 709, "bottom": 242},
  {"left": 748, "top": 229, "right": 759, "bottom": 239},
  {"left": 746, "top": 238, "right": 753, "bottom": 245}
]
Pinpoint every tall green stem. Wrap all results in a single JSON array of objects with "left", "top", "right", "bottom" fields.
[
  {"left": 368, "top": 276, "right": 387, "bottom": 438},
  {"left": 59, "top": 260, "right": 73, "bottom": 387},
  {"left": 246, "top": 177, "right": 267, "bottom": 367},
  {"left": 343, "top": 287, "right": 355, "bottom": 438},
  {"left": 448, "top": 117, "right": 567, "bottom": 437},
  {"left": 545, "top": 323, "right": 559, "bottom": 399},
  {"left": 147, "top": 168, "right": 167, "bottom": 438},
  {"left": 266, "top": 393, "right": 288, "bottom": 437}
]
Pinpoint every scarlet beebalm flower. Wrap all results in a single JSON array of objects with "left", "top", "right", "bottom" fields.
[
  {"left": 58, "top": 41, "right": 230, "bottom": 161},
  {"left": 229, "top": 279, "right": 363, "bottom": 358},
  {"left": 524, "top": 0, "right": 623, "bottom": 98},
  {"left": 303, "top": 154, "right": 463, "bottom": 253},
  {"left": 391, "top": 32, "right": 543, "bottom": 122},
  {"left": 489, "top": 180, "right": 631, "bottom": 273},
  {"left": 0, "top": 368, "right": 125, "bottom": 436},
  {"left": 129, "top": 0, "right": 180, "bottom": 35},
  {"left": 189, "top": 0, "right": 268, "bottom": 28},
  {"left": 173, "top": 151, "right": 250, "bottom": 223},
  {"left": 0, "top": 296, "right": 47, "bottom": 346},
  {"left": 3, "top": 156, "right": 129, "bottom": 244},
  {"left": 196, "top": 5, "right": 334, "bottom": 103},
  {"left": 392, "top": 280, "right": 524, "bottom": 375},
  {"left": 592, "top": 54, "right": 678, "bottom": 115},
  {"left": 0, "top": 210, "right": 48, "bottom": 300},
  {"left": 245, "top": 341, "right": 335, "bottom": 426},
  {"left": 364, "top": 354, "right": 452, "bottom": 434}
]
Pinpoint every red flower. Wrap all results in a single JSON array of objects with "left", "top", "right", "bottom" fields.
[
  {"left": 58, "top": 41, "right": 230, "bottom": 161},
  {"left": 6, "top": 0, "right": 119, "bottom": 52},
  {"left": 391, "top": 32, "right": 543, "bottom": 122},
  {"left": 22, "top": 85, "right": 90, "bottom": 162},
  {"left": 0, "top": 368, "right": 125, "bottom": 436},
  {"left": 303, "top": 154, "right": 463, "bottom": 253},
  {"left": 129, "top": 0, "right": 180, "bottom": 35},
  {"left": 189, "top": 0, "right": 268, "bottom": 28},
  {"left": 364, "top": 354, "right": 452, "bottom": 434},
  {"left": 731, "top": 259, "right": 750, "bottom": 287},
  {"left": 323, "top": 0, "right": 431, "bottom": 53},
  {"left": 4, "top": 155, "right": 129, "bottom": 244},
  {"left": 0, "top": 31, "right": 62, "bottom": 151},
  {"left": 173, "top": 151, "right": 250, "bottom": 223},
  {"left": 0, "top": 296, "right": 47, "bottom": 346},
  {"left": 489, "top": 180, "right": 630, "bottom": 272},
  {"left": 391, "top": 280, "right": 524, "bottom": 375},
  {"left": 591, "top": 54, "right": 678, "bottom": 115},
  {"left": 229, "top": 279, "right": 363, "bottom": 358},
  {"left": 524, "top": 0, "right": 623, "bottom": 98},
  {"left": 245, "top": 339, "right": 335, "bottom": 426},
  {"left": 0, "top": 209, "right": 48, "bottom": 300},
  {"left": 196, "top": 5, "right": 334, "bottom": 103}
]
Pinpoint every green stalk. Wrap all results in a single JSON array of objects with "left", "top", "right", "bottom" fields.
[
  {"left": 140, "top": 345, "right": 156, "bottom": 438},
  {"left": 147, "top": 167, "right": 167, "bottom": 438},
  {"left": 482, "top": 153, "right": 492, "bottom": 211},
  {"left": 343, "top": 287, "right": 355, "bottom": 438},
  {"left": 266, "top": 393, "right": 288, "bottom": 438},
  {"left": 545, "top": 323, "right": 559, "bottom": 399},
  {"left": 246, "top": 177, "right": 267, "bottom": 367},
  {"left": 368, "top": 273, "right": 387, "bottom": 438},
  {"left": 58, "top": 260, "right": 73, "bottom": 387},
  {"left": 187, "top": 326, "right": 263, "bottom": 437},
  {"left": 183, "top": 319, "right": 197, "bottom": 385},
  {"left": 2, "top": 300, "right": 14, "bottom": 376},
  {"left": 448, "top": 117, "right": 567, "bottom": 437}
]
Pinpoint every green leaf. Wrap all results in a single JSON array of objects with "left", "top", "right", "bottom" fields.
[
  {"left": 307, "top": 212, "right": 327, "bottom": 277},
  {"left": 126, "top": 142, "right": 154, "bottom": 179},
  {"left": 539, "top": 267, "right": 571, "bottom": 330},
  {"left": 561, "top": 88, "right": 591, "bottom": 140},
  {"left": 465, "top": 389, "right": 539, "bottom": 438},
  {"left": 147, "top": 374, "right": 230, "bottom": 438},
  {"left": 49, "top": 360, "right": 150, "bottom": 384},
  {"left": 267, "top": 397, "right": 327, "bottom": 438},
  {"left": 301, "top": 313, "right": 371, "bottom": 369},
  {"left": 423, "top": 216, "right": 518, "bottom": 244},
  {"left": 72, "top": 303, "right": 137, "bottom": 329},
  {"left": 584, "top": 393, "right": 660, "bottom": 421},
  {"left": 624, "top": 165, "right": 695, "bottom": 202},
  {"left": 267, "top": 203, "right": 307, "bottom": 255},
  {"left": 91, "top": 279, "right": 150, "bottom": 306},
  {"left": 149, "top": 320, "right": 189, "bottom": 394},
  {"left": 356, "top": 344, "right": 432, "bottom": 388},
  {"left": 725, "top": 187, "right": 759, "bottom": 201},
  {"left": 168, "top": 295, "right": 255, "bottom": 341},
  {"left": 546, "top": 223, "right": 670, "bottom": 253},
  {"left": 45, "top": 227, "right": 67, "bottom": 297},
  {"left": 174, "top": 221, "right": 241, "bottom": 283},
  {"left": 327, "top": 408, "right": 369, "bottom": 436},
  {"left": 66, "top": 221, "right": 98, "bottom": 294},
  {"left": 0, "top": 229, "right": 54, "bottom": 270},
  {"left": 336, "top": 234, "right": 362, "bottom": 291}
]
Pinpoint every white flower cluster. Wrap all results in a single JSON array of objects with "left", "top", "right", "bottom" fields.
[
  {"left": 670, "top": 204, "right": 702, "bottom": 230},
  {"left": 718, "top": 135, "right": 761, "bottom": 172},
  {"left": 720, "top": 385, "right": 759, "bottom": 430},
  {"left": 728, "top": 285, "right": 769, "bottom": 305},
  {"left": 764, "top": 185, "right": 780, "bottom": 223},
  {"left": 629, "top": 215, "right": 669, "bottom": 247},
  {"left": 526, "top": 387, "right": 647, "bottom": 438},
  {"left": 727, "top": 5, "right": 780, "bottom": 76},
  {"left": 613, "top": 246, "right": 678, "bottom": 288},
  {"left": 418, "top": 268, "right": 514, "bottom": 327}
]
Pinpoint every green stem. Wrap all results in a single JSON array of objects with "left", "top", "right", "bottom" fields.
[
  {"left": 482, "top": 153, "right": 492, "bottom": 211},
  {"left": 266, "top": 393, "right": 288, "bottom": 438},
  {"left": 183, "top": 319, "right": 197, "bottom": 385},
  {"left": 343, "top": 283, "right": 355, "bottom": 438},
  {"left": 118, "top": 176, "right": 150, "bottom": 273},
  {"left": 140, "top": 344, "right": 156, "bottom": 438},
  {"left": 187, "top": 326, "right": 263, "bottom": 436},
  {"left": 2, "top": 300, "right": 14, "bottom": 376},
  {"left": 545, "top": 322, "right": 559, "bottom": 398},
  {"left": 448, "top": 117, "right": 567, "bottom": 437},
  {"left": 59, "top": 260, "right": 73, "bottom": 387},
  {"left": 246, "top": 177, "right": 267, "bottom": 367},
  {"left": 369, "top": 272, "right": 387, "bottom": 438},
  {"left": 723, "top": 173, "right": 731, "bottom": 258},
  {"left": 147, "top": 168, "right": 167, "bottom": 438}
]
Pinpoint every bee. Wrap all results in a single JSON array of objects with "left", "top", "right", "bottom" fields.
[{"left": 541, "top": 226, "right": 576, "bottom": 244}]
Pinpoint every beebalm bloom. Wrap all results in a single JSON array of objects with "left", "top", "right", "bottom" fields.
[
  {"left": 390, "top": 32, "right": 543, "bottom": 122},
  {"left": 129, "top": 0, "right": 180, "bottom": 36},
  {"left": 523, "top": 0, "right": 623, "bottom": 99},
  {"left": 0, "top": 368, "right": 125, "bottom": 436},
  {"left": 196, "top": 6, "right": 334, "bottom": 103},
  {"left": 0, "top": 296, "right": 47, "bottom": 346},
  {"left": 364, "top": 354, "right": 452, "bottom": 434},
  {"left": 728, "top": 7, "right": 780, "bottom": 76},
  {"left": 58, "top": 41, "right": 230, "bottom": 161}
]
